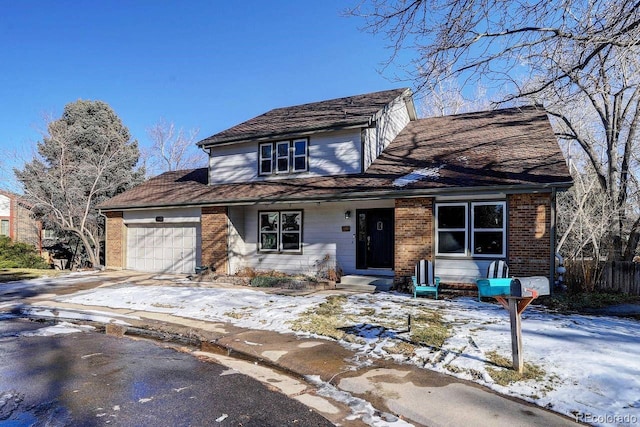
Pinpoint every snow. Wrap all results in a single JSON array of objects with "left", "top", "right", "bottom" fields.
[
  {"left": 392, "top": 166, "right": 442, "bottom": 187},
  {"left": 57, "top": 285, "right": 640, "bottom": 426},
  {"left": 20, "top": 321, "right": 95, "bottom": 337}
]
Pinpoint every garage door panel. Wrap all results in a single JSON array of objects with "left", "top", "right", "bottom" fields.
[{"left": 126, "top": 224, "right": 198, "bottom": 274}]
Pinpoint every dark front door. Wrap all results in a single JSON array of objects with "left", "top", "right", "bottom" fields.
[{"left": 356, "top": 208, "right": 394, "bottom": 269}]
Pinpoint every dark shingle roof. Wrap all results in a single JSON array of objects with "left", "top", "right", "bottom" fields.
[
  {"left": 99, "top": 105, "right": 572, "bottom": 210},
  {"left": 197, "top": 88, "right": 410, "bottom": 146}
]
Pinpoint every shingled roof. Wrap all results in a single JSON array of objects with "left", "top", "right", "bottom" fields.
[
  {"left": 99, "top": 105, "right": 572, "bottom": 211},
  {"left": 197, "top": 88, "right": 411, "bottom": 146}
]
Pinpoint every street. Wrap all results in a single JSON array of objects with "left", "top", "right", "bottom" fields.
[{"left": 0, "top": 316, "right": 333, "bottom": 426}]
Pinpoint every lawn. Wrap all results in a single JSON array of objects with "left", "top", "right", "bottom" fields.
[{"left": 0, "top": 268, "right": 66, "bottom": 283}]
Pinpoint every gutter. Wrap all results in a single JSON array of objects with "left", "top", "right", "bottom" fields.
[
  {"left": 98, "top": 181, "right": 574, "bottom": 212},
  {"left": 198, "top": 122, "right": 370, "bottom": 148}
]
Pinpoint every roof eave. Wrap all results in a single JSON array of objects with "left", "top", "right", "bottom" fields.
[
  {"left": 197, "top": 122, "right": 371, "bottom": 148},
  {"left": 97, "top": 180, "right": 573, "bottom": 212}
]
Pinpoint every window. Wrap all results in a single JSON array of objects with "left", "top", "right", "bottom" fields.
[
  {"left": 435, "top": 201, "right": 506, "bottom": 257},
  {"left": 472, "top": 202, "right": 506, "bottom": 256},
  {"left": 259, "top": 143, "right": 273, "bottom": 175},
  {"left": 259, "top": 139, "right": 308, "bottom": 175},
  {"left": 0, "top": 220, "right": 8, "bottom": 236},
  {"left": 276, "top": 141, "right": 289, "bottom": 173},
  {"left": 259, "top": 210, "right": 302, "bottom": 252},
  {"left": 436, "top": 204, "right": 467, "bottom": 256}
]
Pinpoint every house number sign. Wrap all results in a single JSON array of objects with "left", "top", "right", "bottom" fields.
[{"left": 377, "top": 221, "right": 383, "bottom": 231}]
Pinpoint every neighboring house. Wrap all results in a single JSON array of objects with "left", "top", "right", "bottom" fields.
[
  {"left": 98, "top": 88, "right": 572, "bottom": 286},
  {"left": 0, "top": 190, "right": 42, "bottom": 249}
]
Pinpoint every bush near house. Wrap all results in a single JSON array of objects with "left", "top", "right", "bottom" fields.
[{"left": 0, "top": 236, "right": 50, "bottom": 269}]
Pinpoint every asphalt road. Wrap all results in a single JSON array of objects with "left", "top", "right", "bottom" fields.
[{"left": 0, "top": 316, "right": 334, "bottom": 427}]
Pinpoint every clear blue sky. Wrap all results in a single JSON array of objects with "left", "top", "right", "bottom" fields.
[{"left": 0, "top": 1, "right": 410, "bottom": 185}]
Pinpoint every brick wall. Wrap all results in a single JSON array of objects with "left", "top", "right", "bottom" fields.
[
  {"left": 105, "top": 211, "right": 124, "bottom": 269},
  {"left": 15, "top": 202, "right": 40, "bottom": 248},
  {"left": 201, "top": 206, "right": 228, "bottom": 274},
  {"left": 508, "top": 193, "right": 551, "bottom": 277},
  {"left": 394, "top": 197, "right": 434, "bottom": 284}
]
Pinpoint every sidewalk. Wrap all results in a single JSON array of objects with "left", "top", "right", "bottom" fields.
[{"left": 3, "top": 272, "right": 579, "bottom": 427}]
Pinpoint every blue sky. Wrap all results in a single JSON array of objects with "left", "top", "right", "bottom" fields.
[{"left": 0, "top": 1, "right": 409, "bottom": 184}]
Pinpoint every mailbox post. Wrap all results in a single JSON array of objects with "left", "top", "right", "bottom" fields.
[{"left": 493, "top": 276, "right": 549, "bottom": 373}]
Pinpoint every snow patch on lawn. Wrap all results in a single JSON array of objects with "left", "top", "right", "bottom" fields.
[{"left": 59, "top": 285, "right": 640, "bottom": 426}]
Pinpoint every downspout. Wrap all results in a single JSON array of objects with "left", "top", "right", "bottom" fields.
[
  {"left": 98, "top": 209, "right": 108, "bottom": 270},
  {"left": 549, "top": 187, "right": 557, "bottom": 295}
]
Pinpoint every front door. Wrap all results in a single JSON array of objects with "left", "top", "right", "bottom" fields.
[{"left": 356, "top": 208, "right": 394, "bottom": 269}]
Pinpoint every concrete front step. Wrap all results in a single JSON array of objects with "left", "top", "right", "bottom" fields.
[{"left": 338, "top": 275, "right": 394, "bottom": 292}]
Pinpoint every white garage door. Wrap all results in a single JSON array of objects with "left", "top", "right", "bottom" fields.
[{"left": 126, "top": 224, "right": 198, "bottom": 274}]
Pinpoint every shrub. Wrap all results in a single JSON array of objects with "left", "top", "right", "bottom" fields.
[{"left": 0, "top": 236, "right": 50, "bottom": 269}]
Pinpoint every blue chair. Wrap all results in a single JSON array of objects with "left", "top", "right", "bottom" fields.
[
  {"left": 476, "top": 260, "right": 511, "bottom": 301},
  {"left": 411, "top": 260, "right": 440, "bottom": 299}
]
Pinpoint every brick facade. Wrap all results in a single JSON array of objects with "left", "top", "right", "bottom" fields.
[
  {"left": 201, "top": 206, "right": 229, "bottom": 274},
  {"left": 394, "top": 197, "right": 434, "bottom": 284},
  {"left": 507, "top": 193, "right": 551, "bottom": 277},
  {"left": 105, "top": 211, "right": 124, "bottom": 269}
]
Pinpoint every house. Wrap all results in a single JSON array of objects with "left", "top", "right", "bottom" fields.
[
  {"left": 98, "top": 88, "right": 572, "bottom": 287},
  {"left": 0, "top": 190, "right": 42, "bottom": 249}
]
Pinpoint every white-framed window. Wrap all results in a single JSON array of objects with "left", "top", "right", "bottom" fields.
[
  {"left": 471, "top": 202, "right": 506, "bottom": 257},
  {"left": 0, "top": 219, "right": 9, "bottom": 237},
  {"left": 259, "top": 143, "right": 273, "bottom": 175},
  {"left": 258, "top": 139, "right": 308, "bottom": 175},
  {"left": 259, "top": 210, "right": 302, "bottom": 252},
  {"left": 276, "top": 141, "right": 290, "bottom": 173},
  {"left": 436, "top": 203, "right": 468, "bottom": 256},
  {"left": 292, "top": 139, "right": 308, "bottom": 172},
  {"left": 435, "top": 201, "right": 507, "bottom": 257}
]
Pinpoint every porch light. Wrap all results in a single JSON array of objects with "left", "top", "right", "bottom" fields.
[{"left": 345, "top": 210, "right": 351, "bottom": 220}]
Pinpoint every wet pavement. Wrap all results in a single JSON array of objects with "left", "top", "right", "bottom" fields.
[{"left": 0, "top": 317, "right": 333, "bottom": 426}]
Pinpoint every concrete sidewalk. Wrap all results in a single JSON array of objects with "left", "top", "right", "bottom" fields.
[{"left": 2, "top": 273, "right": 579, "bottom": 427}]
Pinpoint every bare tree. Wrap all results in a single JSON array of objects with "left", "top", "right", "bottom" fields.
[
  {"left": 350, "top": 0, "right": 640, "bottom": 260},
  {"left": 15, "top": 100, "right": 143, "bottom": 268},
  {"left": 144, "top": 119, "right": 206, "bottom": 176},
  {"left": 418, "top": 78, "right": 492, "bottom": 117}
]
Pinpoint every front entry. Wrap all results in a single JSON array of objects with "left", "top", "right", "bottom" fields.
[{"left": 356, "top": 208, "right": 394, "bottom": 269}]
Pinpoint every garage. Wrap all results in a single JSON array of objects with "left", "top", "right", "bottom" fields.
[{"left": 126, "top": 223, "right": 199, "bottom": 274}]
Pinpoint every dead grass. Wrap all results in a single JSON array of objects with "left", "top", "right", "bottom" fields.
[
  {"left": 290, "top": 295, "right": 354, "bottom": 341},
  {"left": 0, "top": 268, "right": 65, "bottom": 283},
  {"left": 383, "top": 342, "right": 416, "bottom": 357},
  {"left": 409, "top": 309, "right": 452, "bottom": 348},
  {"left": 485, "top": 350, "right": 546, "bottom": 386}
]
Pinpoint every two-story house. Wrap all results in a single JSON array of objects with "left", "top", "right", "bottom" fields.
[
  {"left": 99, "top": 88, "right": 572, "bottom": 287},
  {"left": 0, "top": 190, "right": 42, "bottom": 249}
]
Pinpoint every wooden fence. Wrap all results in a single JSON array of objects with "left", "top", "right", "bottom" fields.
[{"left": 564, "top": 260, "right": 640, "bottom": 295}]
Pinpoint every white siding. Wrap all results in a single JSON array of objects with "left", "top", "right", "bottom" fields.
[
  {"left": 363, "top": 96, "right": 411, "bottom": 171},
  {"left": 0, "top": 194, "right": 9, "bottom": 217},
  {"left": 123, "top": 207, "right": 201, "bottom": 224},
  {"left": 227, "top": 200, "right": 394, "bottom": 276},
  {"left": 208, "top": 129, "right": 362, "bottom": 184},
  {"left": 209, "top": 142, "right": 258, "bottom": 185},
  {"left": 435, "top": 258, "right": 495, "bottom": 283}
]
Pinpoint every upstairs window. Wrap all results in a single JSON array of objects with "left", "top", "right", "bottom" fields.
[{"left": 259, "top": 139, "right": 308, "bottom": 175}]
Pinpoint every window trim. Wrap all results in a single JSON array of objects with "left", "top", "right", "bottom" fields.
[
  {"left": 292, "top": 138, "right": 308, "bottom": 172},
  {"left": 259, "top": 142, "right": 273, "bottom": 175},
  {"left": 258, "top": 138, "right": 308, "bottom": 176},
  {"left": 258, "top": 210, "right": 303, "bottom": 254},
  {"left": 275, "top": 141, "right": 290, "bottom": 174},
  {"left": 435, "top": 200, "right": 507, "bottom": 258},
  {"left": 435, "top": 203, "right": 468, "bottom": 257},
  {"left": 471, "top": 201, "right": 507, "bottom": 258}
]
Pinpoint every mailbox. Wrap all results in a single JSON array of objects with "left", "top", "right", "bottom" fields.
[{"left": 510, "top": 276, "right": 550, "bottom": 297}]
